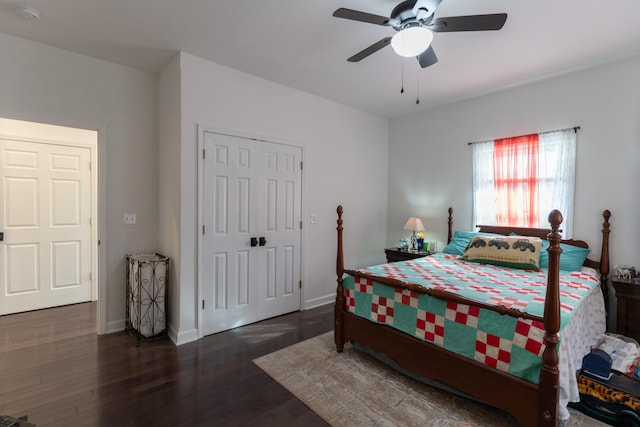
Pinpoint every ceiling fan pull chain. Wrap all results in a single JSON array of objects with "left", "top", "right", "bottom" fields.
[
  {"left": 400, "top": 57, "right": 405, "bottom": 94},
  {"left": 416, "top": 69, "right": 420, "bottom": 104}
]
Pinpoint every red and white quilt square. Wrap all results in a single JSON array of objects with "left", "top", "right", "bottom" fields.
[
  {"left": 487, "top": 296, "right": 528, "bottom": 311},
  {"left": 564, "top": 281, "right": 591, "bottom": 291},
  {"left": 394, "top": 288, "right": 419, "bottom": 308},
  {"left": 345, "top": 289, "right": 355, "bottom": 313},
  {"left": 356, "top": 277, "right": 373, "bottom": 294},
  {"left": 416, "top": 310, "right": 444, "bottom": 345},
  {"left": 469, "top": 285, "right": 502, "bottom": 295},
  {"left": 513, "top": 319, "right": 545, "bottom": 356},
  {"left": 432, "top": 283, "right": 461, "bottom": 292},
  {"left": 560, "top": 289, "right": 581, "bottom": 302},
  {"left": 475, "top": 331, "right": 512, "bottom": 372},
  {"left": 445, "top": 302, "right": 479, "bottom": 328},
  {"left": 371, "top": 295, "right": 394, "bottom": 326}
]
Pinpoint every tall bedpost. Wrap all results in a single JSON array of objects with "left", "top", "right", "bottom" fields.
[
  {"left": 600, "top": 210, "right": 612, "bottom": 323},
  {"left": 335, "top": 205, "right": 345, "bottom": 352},
  {"left": 538, "top": 209, "right": 563, "bottom": 426},
  {"left": 447, "top": 207, "right": 453, "bottom": 244}
]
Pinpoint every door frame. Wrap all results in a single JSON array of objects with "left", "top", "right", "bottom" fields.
[
  {"left": 0, "top": 117, "right": 104, "bottom": 333},
  {"left": 196, "top": 124, "right": 305, "bottom": 339}
]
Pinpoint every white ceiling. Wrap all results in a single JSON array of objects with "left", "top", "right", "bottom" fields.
[{"left": 2, "top": 0, "right": 640, "bottom": 118}]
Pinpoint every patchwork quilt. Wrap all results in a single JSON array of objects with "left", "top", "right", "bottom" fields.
[{"left": 343, "top": 253, "right": 602, "bottom": 384}]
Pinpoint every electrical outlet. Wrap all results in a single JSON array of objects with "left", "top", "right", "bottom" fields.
[
  {"left": 310, "top": 214, "right": 317, "bottom": 224},
  {"left": 124, "top": 213, "right": 136, "bottom": 224}
]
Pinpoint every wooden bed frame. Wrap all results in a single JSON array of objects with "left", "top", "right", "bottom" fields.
[{"left": 334, "top": 206, "right": 611, "bottom": 426}]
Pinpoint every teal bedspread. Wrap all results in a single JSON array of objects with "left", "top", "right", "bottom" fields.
[{"left": 343, "top": 253, "right": 601, "bottom": 384}]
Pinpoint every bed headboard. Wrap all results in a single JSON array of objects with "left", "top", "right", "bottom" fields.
[{"left": 446, "top": 208, "right": 611, "bottom": 277}]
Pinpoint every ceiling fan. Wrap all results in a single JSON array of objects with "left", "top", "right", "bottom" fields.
[{"left": 333, "top": 0, "right": 507, "bottom": 68}]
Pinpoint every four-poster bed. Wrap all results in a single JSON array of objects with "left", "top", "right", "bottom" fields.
[{"left": 334, "top": 205, "right": 611, "bottom": 426}]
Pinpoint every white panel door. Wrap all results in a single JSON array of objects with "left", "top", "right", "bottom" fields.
[
  {"left": 0, "top": 139, "right": 92, "bottom": 315},
  {"left": 255, "top": 142, "right": 302, "bottom": 320},
  {"left": 200, "top": 132, "right": 301, "bottom": 336}
]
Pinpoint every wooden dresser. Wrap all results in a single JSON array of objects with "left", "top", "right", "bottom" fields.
[{"left": 612, "top": 277, "right": 640, "bottom": 341}]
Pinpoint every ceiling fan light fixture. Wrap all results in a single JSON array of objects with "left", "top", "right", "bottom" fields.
[{"left": 391, "top": 26, "right": 433, "bottom": 57}]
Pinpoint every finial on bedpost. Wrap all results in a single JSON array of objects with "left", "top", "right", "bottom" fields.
[
  {"left": 539, "top": 209, "right": 563, "bottom": 426},
  {"left": 548, "top": 210, "right": 563, "bottom": 231},
  {"left": 335, "top": 205, "right": 345, "bottom": 352},
  {"left": 447, "top": 207, "right": 453, "bottom": 244}
]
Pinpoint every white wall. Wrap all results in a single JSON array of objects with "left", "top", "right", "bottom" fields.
[
  {"left": 389, "top": 56, "right": 640, "bottom": 315},
  {"left": 160, "top": 52, "right": 389, "bottom": 344},
  {"left": 0, "top": 32, "right": 159, "bottom": 332},
  {"left": 158, "top": 55, "right": 182, "bottom": 340}
]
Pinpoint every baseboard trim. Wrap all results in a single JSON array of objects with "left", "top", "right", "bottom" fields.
[
  {"left": 173, "top": 326, "right": 198, "bottom": 346},
  {"left": 304, "top": 294, "right": 334, "bottom": 310},
  {"left": 106, "top": 319, "right": 125, "bottom": 334}
]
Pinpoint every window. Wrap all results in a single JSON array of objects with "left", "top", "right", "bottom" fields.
[{"left": 472, "top": 128, "right": 577, "bottom": 236}]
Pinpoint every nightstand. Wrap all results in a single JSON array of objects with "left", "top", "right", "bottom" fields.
[
  {"left": 612, "top": 277, "right": 640, "bottom": 341},
  {"left": 384, "top": 247, "right": 433, "bottom": 263}
]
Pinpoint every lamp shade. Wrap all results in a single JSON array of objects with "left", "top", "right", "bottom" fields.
[
  {"left": 403, "top": 217, "right": 425, "bottom": 232},
  {"left": 391, "top": 27, "right": 433, "bottom": 58}
]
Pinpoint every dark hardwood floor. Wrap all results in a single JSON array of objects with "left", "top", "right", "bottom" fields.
[{"left": 0, "top": 302, "right": 333, "bottom": 426}]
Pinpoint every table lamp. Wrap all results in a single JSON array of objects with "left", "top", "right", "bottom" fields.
[{"left": 403, "top": 217, "right": 425, "bottom": 251}]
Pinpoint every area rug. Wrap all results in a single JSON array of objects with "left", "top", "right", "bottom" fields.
[{"left": 254, "top": 332, "right": 606, "bottom": 426}]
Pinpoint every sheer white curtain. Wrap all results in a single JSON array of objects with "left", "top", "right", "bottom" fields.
[
  {"left": 537, "top": 130, "right": 577, "bottom": 236},
  {"left": 472, "top": 140, "right": 497, "bottom": 228},
  {"left": 472, "top": 128, "right": 577, "bottom": 236}
]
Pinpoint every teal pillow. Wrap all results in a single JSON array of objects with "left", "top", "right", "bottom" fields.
[
  {"left": 539, "top": 240, "right": 591, "bottom": 271},
  {"left": 442, "top": 231, "right": 499, "bottom": 256}
]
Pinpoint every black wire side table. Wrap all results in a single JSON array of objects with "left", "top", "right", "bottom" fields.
[{"left": 126, "top": 253, "right": 169, "bottom": 346}]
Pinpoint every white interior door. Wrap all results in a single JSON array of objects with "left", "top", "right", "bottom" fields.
[
  {"left": 255, "top": 142, "right": 302, "bottom": 320},
  {"left": 0, "top": 139, "right": 92, "bottom": 315},
  {"left": 200, "top": 131, "right": 302, "bottom": 336}
]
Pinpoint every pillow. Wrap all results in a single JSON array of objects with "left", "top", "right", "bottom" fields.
[
  {"left": 460, "top": 235, "right": 543, "bottom": 270},
  {"left": 509, "top": 233, "right": 591, "bottom": 271},
  {"left": 539, "top": 240, "right": 591, "bottom": 271},
  {"left": 442, "top": 231, "right": 500, "bottom": 256}
]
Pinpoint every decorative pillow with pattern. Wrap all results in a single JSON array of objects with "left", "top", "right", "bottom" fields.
[
  {"left": 510, "top": 233, "right": 591, "bottom": 271},
  {"left": 460, "top": 235, "right": 543, "bottom": 270},
  {"left": 442, "top": 231, "right": 500, "bottom": 255}
]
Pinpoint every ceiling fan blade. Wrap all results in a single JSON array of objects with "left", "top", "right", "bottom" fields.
[
  {"left": 430, "top": 13, "right": 507, "bottom": 32},
  {"left": 417, "top": 46, "right": 438, "bottom": 68},
  {"left": 333, "top": 8, "right": 392, "bottom": 26},
  {"left": 347, "top": 37, "right": 392, "bottom": 62}
]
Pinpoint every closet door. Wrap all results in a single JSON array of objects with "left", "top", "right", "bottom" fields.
[{"left": 200, "top": 131, "right": 301, "bottom": 336}]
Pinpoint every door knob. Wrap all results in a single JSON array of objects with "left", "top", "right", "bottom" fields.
[
  {"left": 259, "top": 237, "right": 266, "bottom": 247},
  {"left": 250, "top": 237, "right": 258, "bottom": 247},
  {"left": 0, "top": 232, "right": 3, "bottom": 241}
]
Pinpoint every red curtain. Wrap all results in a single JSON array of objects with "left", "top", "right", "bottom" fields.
[{"left": 493, "top": 134, "right": 539, "bottom": 227}]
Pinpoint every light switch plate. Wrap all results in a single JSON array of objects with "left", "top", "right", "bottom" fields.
[{"left": 124, "top": 213, "right": 136, "bottom": 224}]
